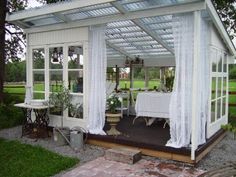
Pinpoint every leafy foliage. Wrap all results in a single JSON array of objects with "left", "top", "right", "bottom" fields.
[
  {"left": 5, "top": 0, "right": 27, "bottom": 61},
  {"left": 49, "top": 86, "right": 73, "bottom": 112},
  {"left": 0, "top": 93, "right": 24, "bottom": 130},
  {"left": 106, "top": 94, "right": 121, "bottom": 113},
  {"left": 5, "top": 60, "right": 26, "bottom": 82},
  {"left": 212, "top": 0, "right": 236, "bottom": 40}
]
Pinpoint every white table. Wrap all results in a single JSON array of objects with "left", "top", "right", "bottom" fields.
[
  {"left": 14, "top": 103, "right": 50, "bottom": 137},
  {"left": 134, "top": 92, "right": 171, "bottom": 126}
]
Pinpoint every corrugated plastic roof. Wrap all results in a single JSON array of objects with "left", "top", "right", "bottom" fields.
[{"left": 8, "top": 0, "right": 206, "bottom": 60}]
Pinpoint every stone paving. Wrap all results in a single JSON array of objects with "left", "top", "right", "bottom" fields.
[{"left": 61, "top": 157, "right": 205, "bottom": 177}]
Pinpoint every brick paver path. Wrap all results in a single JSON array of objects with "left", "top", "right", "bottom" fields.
[{"left": 61, "top": 157, "right": 204, "bottom": 177}]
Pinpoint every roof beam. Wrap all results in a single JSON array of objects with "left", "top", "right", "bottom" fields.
[
  {"left": 53, "top": 13, "right": 71, "bottom": 23},
  {"left": 205, "top": 0, "right": 236, "bottom": 56},
  {"left": 106, "top": 41, "right": 134, "bottom": 59},
  {"left": 6, "top": 0, "right": 115, "bottom": 22},
  {"left": 133, "top": 20, "right": 174, "bottom": 54},
  {"left": 111, "top": 1, "right": 174, "bottom": 55},
  {"left": 23, "top": 1, "right": 206, "bottom": 33}
]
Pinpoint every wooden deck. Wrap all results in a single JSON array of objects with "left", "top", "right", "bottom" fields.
[{"left": 87, "top": 116, "right": 226, "bottom": 164}]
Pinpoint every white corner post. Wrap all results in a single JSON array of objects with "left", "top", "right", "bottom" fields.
[{"left": 191, "top": 10, "right": 201, "bottom": 160}]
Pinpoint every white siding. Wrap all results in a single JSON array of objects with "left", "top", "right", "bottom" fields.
[
  {"left": 209, "top": 23, "right": 227, "bottom": 52},
  {"left": 28, "top": 27, "right": 88, "bottom": 46}
]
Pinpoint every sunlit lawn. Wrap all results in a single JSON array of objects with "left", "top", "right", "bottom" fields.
[
  {"left": 4, "top": 80, "right": 236, "bottom": 117},
  {"left": 0, "top": 138, "right": 79, "bottom": 177}
]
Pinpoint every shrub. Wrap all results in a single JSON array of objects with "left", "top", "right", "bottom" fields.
[{"left": 0, "top": 93, "right": 24, "bottom": 130}]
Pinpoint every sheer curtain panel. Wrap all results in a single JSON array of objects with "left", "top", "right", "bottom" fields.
[
  {"left": 166, "top": 13, "right": 209, "bottom": 148},
  {"left": 87, "top": 25, "right": 107, "bottom": 135}
]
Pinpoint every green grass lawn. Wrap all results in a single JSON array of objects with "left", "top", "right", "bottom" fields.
[
  {"left": 4, "top": 80, "right": 236, "bottom": 118},
  {"left": 0, "top": 138, "right": 79, "bottom": 177}
]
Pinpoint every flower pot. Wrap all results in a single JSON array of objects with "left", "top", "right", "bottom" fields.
[{"left": 106, "top": 113, "right": 121, "bottom": 135}]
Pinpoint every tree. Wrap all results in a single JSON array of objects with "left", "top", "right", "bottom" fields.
[
  {"left": 213, "top": 0, "right": 236, "bottom": 40},
  {"left": 0, "top": 0, "right": 7, "bottom": 103},
  {"left": 0, "top": 0, "right": 27, "bottom": 102}
]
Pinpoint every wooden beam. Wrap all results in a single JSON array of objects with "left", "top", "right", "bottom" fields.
[
  {"left": 195, "top": 131, "right": 226, "bottom": 163},
  {"left": 24, "top": 1, "right": 206, "bottom": 33},
  {"left": 6, "top": 0, "right": 115, "bottom": 21},
  {"left": 106, "top": 41, "right": 134, "bottom": 59},
  {"left": 53, "top": 13, "right": 71, "bottom": 23},
  {"left": 87, "top": 139, "right": 194, "bottom": 164}
]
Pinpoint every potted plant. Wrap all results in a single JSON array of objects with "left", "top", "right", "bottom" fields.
[
  {"left": 221, "top": 123, "right": 236, "bottom": 140},
  {"left": 106, "top": 94, "right": 121, "bottom": 135},
  {"left": 49, "top": 86, "right": 74, "bottom": 145}
]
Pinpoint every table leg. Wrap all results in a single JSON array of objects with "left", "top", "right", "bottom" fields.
[
  {"left": 33, "top": 109, "right": 50, "bottom": 138},
  {"left": 21, "top": 108, "right": 33, "bottom": 137}
]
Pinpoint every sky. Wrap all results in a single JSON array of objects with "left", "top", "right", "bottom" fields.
[{"left": 27, "top": 0, "right": 42, "bottom": 8}]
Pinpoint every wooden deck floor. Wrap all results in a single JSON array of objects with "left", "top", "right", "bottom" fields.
[{"left": 88, "top": 116, "right": 226, "bottom": 164}]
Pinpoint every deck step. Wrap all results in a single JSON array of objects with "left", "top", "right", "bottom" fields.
[{"left": 105, "top": 147, "right": 141, "bottom": 164}]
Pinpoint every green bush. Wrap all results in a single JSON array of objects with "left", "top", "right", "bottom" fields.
[{"left": 0, "top": 93, "right": 24, "bottom": 130}]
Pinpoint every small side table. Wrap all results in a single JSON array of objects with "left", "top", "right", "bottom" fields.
[{"left": 14, "top": 103, "right": 50, "bottom": 138}]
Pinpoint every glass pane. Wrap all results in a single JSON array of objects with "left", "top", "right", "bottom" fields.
[
  {"left": 68, "top": 94, "right": 83, "bottom": 119},
  {"left": 222, "top": 97, "right": 226, "bottom": 116},
  {"left": 68, "top": 46, "right": 83, "bottom": 69},
  {"left": 217, "top": 77, "right": 222, "bottom": 98},
  {"left": 223, "top": 53, "right": 227, "bottom": 72},
  {"left": 218, "top": 53, "right": 222, "bottom": 72},
  {"left": 50, "top": 70, "right": 63, "bottom": 92},
  {"left": 211, "top": 101, "right": 216, "bottom": 123},
  {"left": 148, "top": 67, "right": 161, "bottom": 90},
  {"left": 49, "top": 47, "right": 63, "bottom": 69},
  {"left": 68, "top": 71, "right": 83, "bottom": 93},
  {"left": 133, "top": 67, "right": 145, "bottom": 88},
  {"left": 33, "top": 71, "right": 45, "bottom": 92},
  {"left": 33, "top": 48, "right": 45, "bottom": 69},
  {"left": 211, "top": 49, "right": 217, "bottom": 72},
  {"left": 33, "top": 92, "right": 45, "bottom": 99},
  {"left": 211, "top": 77, "right": 216, "bottom": 100},
  {"left": 217, "top": 98, "right": 221, "bottom": 120},
  {"left": 223, "top": 77, "right": 227, "bottom": 96},
  {"left": 49, "top": 93, "right": 62, "bottom": 116}
]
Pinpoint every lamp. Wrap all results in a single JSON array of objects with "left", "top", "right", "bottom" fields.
[{"left": 52, "top": 48, "right": 59, "bottom": 62}]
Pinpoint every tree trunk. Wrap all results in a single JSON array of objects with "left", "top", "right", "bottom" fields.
[{"left": 0, "top": 0, "right": 7, "bottom": 103}]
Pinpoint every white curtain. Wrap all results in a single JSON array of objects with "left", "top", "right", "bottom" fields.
[
  {"left": 87, "top": 25, "right": 107, "bottom": 135},
  {"left": 195, "top": 17, "right": 209, "bottom": 146},
  {"left": 166, "top": 13, "right": 209, "bottom": 148}
]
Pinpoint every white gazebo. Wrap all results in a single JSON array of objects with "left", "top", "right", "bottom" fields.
[{"left": 7, "top": 0, "right": 236, "bottom": 163}]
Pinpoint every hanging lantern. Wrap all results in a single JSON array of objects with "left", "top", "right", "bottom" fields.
[{"left": 52, "top": 48, "right": 58, "bottom": 62}]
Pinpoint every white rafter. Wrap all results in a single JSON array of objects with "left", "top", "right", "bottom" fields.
[
  {"left": 106, "top": 41, "right": 134, "bottom": 59},
  {"left": 110, "top": 1, "right": 174, "bottom": 55}
]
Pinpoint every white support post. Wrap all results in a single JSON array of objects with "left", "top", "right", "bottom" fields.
[
  {"left": 191, "top": 10, "right": 201, "bottom": 161},
  {"left": 144, "top": 67, "right": 149, "bottom": 88},
  {"left": 25, "top": 33, "right": 30, "bottom": 86},
  {"left": 45, "top": 46, "right": 49, "bottom": 99},
  {"left": 83, "top": 41, "right": 89, "bottom": 126}
]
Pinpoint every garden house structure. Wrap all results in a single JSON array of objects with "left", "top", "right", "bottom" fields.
[{"left": 7, "top": 0, "right": 236, "bottom": 163}]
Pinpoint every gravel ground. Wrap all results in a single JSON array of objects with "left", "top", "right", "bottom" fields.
[{"left": 0, "top": 126, "right": 236, "bottom": 174}]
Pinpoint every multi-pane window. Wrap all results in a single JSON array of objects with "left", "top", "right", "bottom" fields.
[
  {"left": 32, "top": 48, "right": 45, "bottom": 99},
  {"left": 67, "top": 45, "right": 84, "bottom": 119},
  {"left": 210, "top": 48, "right": 228, "bottom": 123},
  {"left": 49, "top": 46, "right": 64, "bottom": 115}
]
